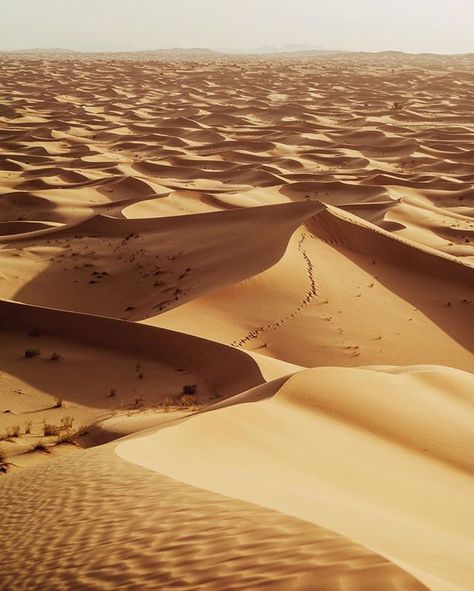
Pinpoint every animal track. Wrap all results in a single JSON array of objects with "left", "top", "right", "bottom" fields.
[{"left": 231, "top": 233, "right": 318, "bottom": 348}]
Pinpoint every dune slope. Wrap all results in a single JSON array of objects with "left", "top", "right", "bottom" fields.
[{"left": 118, "top": 365, "right": 474, "bottom": 591}]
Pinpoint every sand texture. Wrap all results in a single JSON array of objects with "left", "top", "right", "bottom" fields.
[{"left": 0, "top": 52, "right": 473, "bottom": 591}]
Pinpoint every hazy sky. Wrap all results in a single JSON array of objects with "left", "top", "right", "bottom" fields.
[{"left": 1, "top": 0, "right": 473, "bottom": 54}]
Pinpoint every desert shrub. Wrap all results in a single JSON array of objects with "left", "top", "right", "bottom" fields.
[
  {"left": 24, "top": 349, "right": 40, "bottom": 358},
  {"left": 55, "top": 430, "right": 74, "bottom": 444},
  {"left": 50, "top": 352, "right": 61, "bottom": 361},
  {"left": 53, "top": 396, "right": 63, "bottom": 408},
  {"left": 43, "top": 422, "right": 61, "bottom": 437},
  {"left": 32, "top": 442, "right": 49, "bottom": 453},
  {"left": 7, "top": 424, "right": 21, "bottom": 438},
  {"left": 56, "top": 425, "right": 88, "bottom": 445},
  {"left": 60, "top": 416, "right": 74, "bottom": 430},
  {"left": 109, "top": 388, "right": 116, "bottom": 397},
  {"left": 179, "top": 395, "right": 197, "bottom": 408},
  {"left": 24, "top": 421, "right": 32, "bottom": 434},
  {"left": 0, "top": 449, "right": 8, "bottom": 473},
  {"left": 182, "top": 384, "right": 197, "bottom": 396}
]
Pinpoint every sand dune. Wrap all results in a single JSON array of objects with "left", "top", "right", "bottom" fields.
[
  {"left": 0, "top": 200, "right": 321, "bottom": 318},
  {"left": 0, "top": 441, "right": 428, "bottom": 591},
  {"left": 1, "top": 52, "right": 473, "bottom": 590},
  {"left": 118, "top": 365, "right": 474, "bottom": 591}
]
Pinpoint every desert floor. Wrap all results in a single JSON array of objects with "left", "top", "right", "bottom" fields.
[{"left": 0, "top": 52, "right": 473, "bottom": 591}]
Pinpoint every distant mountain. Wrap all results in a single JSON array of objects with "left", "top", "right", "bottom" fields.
[
  {"left": 0, "top": 47, "right": 81, "bottom": 54},
  {"left": 220, "top": 43, "right": 333, "bottom": 55}
]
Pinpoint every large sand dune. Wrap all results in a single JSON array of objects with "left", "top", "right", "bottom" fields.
[{"left": 0, "top": 52, "right": 473, "bottom": 590}]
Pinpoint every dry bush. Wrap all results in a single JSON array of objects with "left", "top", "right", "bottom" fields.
[
  {"left": 6, "top": 424, "right": 21, "bottom": 438},
  {"left": 0, "top": 449, "right": 9, "bottom": 473},
  {"left": 182, "top": 384, "right": 197, "bottom": 396},
  {"left": 50, "top": 352, "right": 61, "bottom": 361},
  {"left": 60, "top": 416, "right": 74, "bottom": 430},
  {"left": 43, "top": 422, "right": 61, "bottom": 437},
  {"left": 55, "top": 430, "right": 75, "bottom": 445},
  {"left": 24, "top": 421, "right": 32, "bottom": 434},
  {"left": 32, "top": 442, "right": 49, "bottom": 453},
  {"left": 56, "top": 425, "right": 88, "bottom": 445},
  {"left": 178, "top": 394, "right": 197, "bottom": 408},
  {"left": 24, "top": 349, "right": 40, "bottom": 358},
  {"left": 53, "top": 396, "right": 63, "bottom": 408}
]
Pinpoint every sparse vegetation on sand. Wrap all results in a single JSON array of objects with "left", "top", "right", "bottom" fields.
[
  {"left": 55, "top": 425, "right": 88, "bottom": 445},
  {"left": 124, "top": 392, "right": 201, "bottom": 413},
  {"left": 32, "top": 442, "right": 49, "bottom": 454},
  {"left": 7, "top": 424, "right": 21, "bottom": 438},
  {"left": 43, "top": 415, "right": 73, "bottom": 437},
  {"left": 43, "top": 422, "right": 61, "bottom": 437},
  {"left": 0, "top": 449, "right": 10, "bottom": 473},
  {"left": 1, "top": 424, "right": 22, "bottom": 440},
  {"left": 42, "top": 416, "right": 88, "bottom": 445},
  {"left": 182, "top": 384, "right": 198, "bottom": 396}
]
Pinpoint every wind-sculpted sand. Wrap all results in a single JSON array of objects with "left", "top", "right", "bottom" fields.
[{"left": 0, "top": 52, "right": 473, "bottom": 590}]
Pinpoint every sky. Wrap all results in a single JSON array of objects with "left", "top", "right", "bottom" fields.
[{"left": 1, "top": 0, "right": 473, "bottom": 54}]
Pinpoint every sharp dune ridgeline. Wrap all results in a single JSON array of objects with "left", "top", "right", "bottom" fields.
[{"left": 0, "top": 52, "right": 473, "bottom": 591}]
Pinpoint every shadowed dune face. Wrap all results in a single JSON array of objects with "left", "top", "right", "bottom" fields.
[
  {"left": 0, "top": 299, "right": 265, "bottom": 399},
  {"left": 0, "top": 200, "right": 321, "bottom": 319}
]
